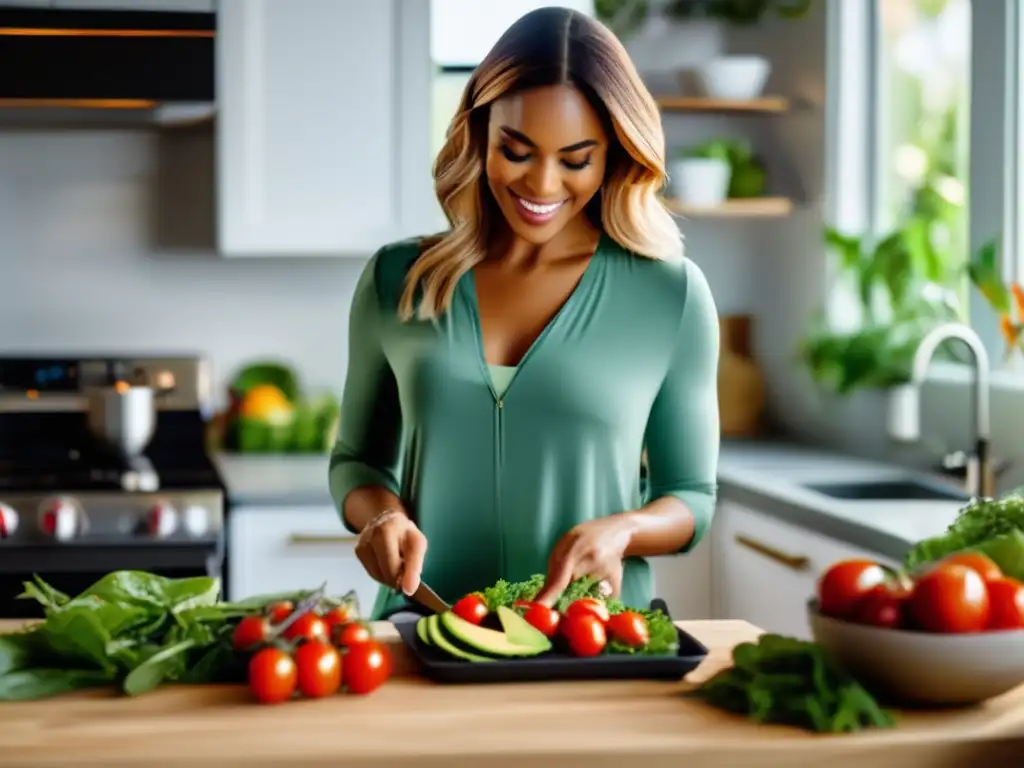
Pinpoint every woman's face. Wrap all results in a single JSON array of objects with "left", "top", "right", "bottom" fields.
[{"left": 486, "top": 84, "right": 609, "bottom": 246}]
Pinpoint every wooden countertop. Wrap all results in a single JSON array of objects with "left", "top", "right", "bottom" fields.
[{"left": 2, "top": 619, "right": 1023, "bottom": 767}]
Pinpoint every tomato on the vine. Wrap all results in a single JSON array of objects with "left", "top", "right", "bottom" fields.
[
  {"left": 283, "top": 612, "right": 330, "bottom": 642},
  {"left": 266, "top": 601, "right": 294, "bottom": 624},
  {"left": 344, "top": 640, "right": 392, "bottom": 695},
  {"left": 322, "top": 605, "right": 353, "bottom": 628},
  {"left": 817, "top": 560, "right": 887, "bottom": 618},
  {"left": 986, "top": 576, "right": 1024, "bottom": 630},
  {"left": 248, "top": 647, "right": 297, "bottom": 704},
  {"left": 606, "top": 610, "right": 649, "bottom": 646},
  {"left": 336, "top": 621, "right": 372, "bottom": 648},
  {"left": 452, "top": 594, "right": 489, "bottom": 625},
  {"left": 561, "top": 613, "right": 607, "bottom": 657},
  {"left": 565, "top": 598, "right": 610, "bottom": 624},
  {"left": 522, "top": 603, "right": 560, "bottom": 637},
  {"left": 940, "top": 552, "right": 1003, "bottom": 583},
  {"left": 232, "top": 615, "right": 270, "bottom": 651},
  {"left": 910, "top": 563, "right": 990, "bottom": 633},
  {"left": 851, "top": 584, "right": 909, "bottom": 629},
  {"left": 294, "top": 640, "right": 342, "bottom": 698}
]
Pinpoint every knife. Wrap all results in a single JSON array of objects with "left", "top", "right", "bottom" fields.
[{"left": 408, "top": 581, "right": 450, "bottom": 614}]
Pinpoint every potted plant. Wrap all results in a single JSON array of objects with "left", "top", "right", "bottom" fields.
[
  {"left": 669, "top": 137, "right": 767, "bottom": 204},
  {"left": 968, "top": 239, "right": 1024, "bottom": 368}
]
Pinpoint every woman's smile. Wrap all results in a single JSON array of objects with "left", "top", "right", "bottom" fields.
[{"left": 510, "top": 192, "right": 569, "bottom": 225}]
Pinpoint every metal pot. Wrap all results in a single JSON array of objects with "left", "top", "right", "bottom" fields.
[{"left": 86, "top": 384, "right": 156, "bottom": 457}]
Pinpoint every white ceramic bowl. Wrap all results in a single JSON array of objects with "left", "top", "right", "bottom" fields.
[
  {"left": 808, "top": 600, "right": 1024, "bottom": 706},
  {"left": 668, "top": 157, "right": 730, "bottom": 206},
  {"left": 694, "top": 56, "right": 771, "bottom": 100}
]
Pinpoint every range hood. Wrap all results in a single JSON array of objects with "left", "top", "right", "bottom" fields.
[{"left": 0, "top": 6, "right": 215, "bottom": 125}]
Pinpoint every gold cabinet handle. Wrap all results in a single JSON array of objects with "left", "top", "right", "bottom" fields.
[
  {"left": 288, "top": 533, "right": 358, "bottom": 545},
  {"left": 734, "top": 533, "right": 810, "bottom": 572}
]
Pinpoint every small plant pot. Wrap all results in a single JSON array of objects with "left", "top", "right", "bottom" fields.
[
  {"left": 669, "top": 157, "right": 731, "bottom": 207},
  {"left": 693, "top": 56, "right": 771, "bottom": 100}
]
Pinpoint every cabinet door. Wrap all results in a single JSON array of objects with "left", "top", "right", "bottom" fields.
[
  {"left": 650, "top": 528, "right": 713, "bottom": 620},
  {"left": 216, "top": 0, "right": 436, "bottom": 256},
  {"left": 714, "top": 500, "right": 900, "bottom": 640},
  {"left": 228, "top": 506, "right": 380, "bottom": 618},
  {"left": 54, "top": 1, "right": 215, "bottom": 10}
]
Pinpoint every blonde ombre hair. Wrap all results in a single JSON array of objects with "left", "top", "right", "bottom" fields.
[{"left": 399, "top": 6, "right": 682, "bottom": 321}]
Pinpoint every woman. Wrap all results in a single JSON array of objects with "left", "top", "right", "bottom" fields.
[{"left": 330, "top": 6, "right": 720, "bottom": 620}]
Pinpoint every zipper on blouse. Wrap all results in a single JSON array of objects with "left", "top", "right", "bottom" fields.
[{"left": 494, "top": 398, "right": 506, "bottom": 577}]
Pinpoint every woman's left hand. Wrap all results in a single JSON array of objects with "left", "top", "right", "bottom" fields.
[{"left": 533, "top": 515, "right": 634, "bottom": 607}]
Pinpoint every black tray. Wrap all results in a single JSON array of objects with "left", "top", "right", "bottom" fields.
[{"left": 393, "top": 599, "right": 708, "bottom": 684}]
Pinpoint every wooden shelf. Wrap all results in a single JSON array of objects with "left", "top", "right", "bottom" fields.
[
  {"left": 655, "top": 96, "right": 789, "bottom": 113},
  {"left": 664, "top": 197, "right": 794, "bottom": 218}
]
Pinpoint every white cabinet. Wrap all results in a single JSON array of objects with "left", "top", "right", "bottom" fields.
[
  {"left": 712, "top": 500, "right": 900, "bottom": 640},
  {"left": 228, "top": 505, "right": 380, "bottom": 618},
  {"left": 54, "top": 1, "right": 215, "bottom": 10},
  {"left": 651, "top": 530, "right": 713, "bottom": 620},
  {"left": 216, "top": 0, "right": 439, "bottom": 257}
]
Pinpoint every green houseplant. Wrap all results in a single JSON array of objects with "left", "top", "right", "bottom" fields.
[{"left": 594, "top": 0, "right": 814, "bottom": 36}]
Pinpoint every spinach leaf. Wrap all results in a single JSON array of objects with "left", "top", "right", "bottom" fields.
[
  {"left": 0, "top": 668, "right": 112, "bottom": 701},
  {"left": 122, "top": 639, "right": 196, "bottom": 696}
]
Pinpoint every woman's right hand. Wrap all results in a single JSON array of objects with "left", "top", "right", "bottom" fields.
[{"left": 354, "top": 509, "right": 428, "bottom": 596}]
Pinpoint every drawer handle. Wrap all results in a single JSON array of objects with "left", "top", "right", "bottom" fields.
[
  {"left": 734, "top": 534, "right": 810, "bottom": 572},
  {"left": 288, "top": 533, "right": 358, "bottom": 545}
]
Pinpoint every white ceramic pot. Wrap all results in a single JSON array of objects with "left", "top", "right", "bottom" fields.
[
  {"left": 694, "top": 55, "right": 771, "bottom": 100},
  {"left": 669, "top": 157, "right": 731, "bottom": 207}
]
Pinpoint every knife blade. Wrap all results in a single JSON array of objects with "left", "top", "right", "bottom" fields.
[{"left": 408, "top": 581, "right": 450, "bottom": 614}]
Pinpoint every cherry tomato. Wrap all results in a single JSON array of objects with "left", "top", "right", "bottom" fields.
[
  {"left": 910, "top": 563, "right": 991, "bottom": 633},
  {"left": 986, "top": 576, "right": 1024, "bottom": 630},
  {"left": 452, "top": 594, "right": 489, "bottom": 625},
  {"left": 606, "top": 610, "right": 650, "bottom": 646},
  {"left": 851, "top": 584, "right": 909, "bottom": 629},
  {"left": 294, "top": 640, "right": 342, "bottom": 698},
  {"left": 817, "top": 560, "right": 888, "bottom": 618},
  {"left": 248, "top": 647, "right": 297, "bottom": 704},
  {"left": 522, "top": 603, "right": 560, "bottom": 637},
  {"left": 561, "top": 613, "right": 607, "bottom": 657},
  {"left": 565, "top": 597, "right": 610, "bottom": 624},
  {"left": 344, "top": 640, "right": 392, "bottom": 695},
  {"left": 283, "top": 612, "right": 330, "bottom": 642},
  {"left": 322, "top": 605, "right": 353, "bottom": 628},
  {"left": 940, "top": 552, "right": 1003, "bottom": 583},
  {"left": 232, "top": 615, "right": 270, "bottom": 651},
  {"left": 336, "top": 621, "right": 372, "bottom": 648},
  {"left": 266, "top": 601, "right": 294, "bottom": 624}
]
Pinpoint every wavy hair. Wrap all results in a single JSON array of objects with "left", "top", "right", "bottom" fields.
[{"left": 399, "top": 6, "right": 682, "bottom": 321}]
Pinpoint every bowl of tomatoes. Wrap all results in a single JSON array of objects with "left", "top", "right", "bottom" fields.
[{"left": 807, "top": 552, "right": 1024, "bottom": 706}]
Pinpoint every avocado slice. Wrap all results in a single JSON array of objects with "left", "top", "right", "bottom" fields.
[
  {"left": 496, "top": 606, "right": 553, "bottom": 651},
  {"left": 416, "top": 616, "right": 433, "bottom": 647},
  {"left": 439, "top": 610, "right": 548, "bottom": 658},
  {"left": 425, "top": 614, "right": 494, "bottom": 663}
]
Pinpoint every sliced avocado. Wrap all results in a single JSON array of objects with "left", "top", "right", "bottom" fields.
[
  {"left": 496, "top": 606, "right": 553, "bottom": 652},
  {"left": 439, "top": 610, "right": 546, "bottom": 658},
  {"left": 426, "top": 614, "right": 493, "bottom": 663},
  {"left": 416, "top": 616, "right": 433, "bottom": 647}
]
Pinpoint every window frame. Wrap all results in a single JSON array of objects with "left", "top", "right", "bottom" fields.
[{"left": 825, "top": 0, "right": 1023, "bottom": 376}]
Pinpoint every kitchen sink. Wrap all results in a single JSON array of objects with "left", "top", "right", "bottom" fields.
[{"left": 801, "top": 478, "right": 971, "bottom": 503}]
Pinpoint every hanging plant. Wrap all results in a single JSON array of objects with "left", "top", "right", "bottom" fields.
[{"left": 666, "top": 0, "right": 814, "bottom": 25}]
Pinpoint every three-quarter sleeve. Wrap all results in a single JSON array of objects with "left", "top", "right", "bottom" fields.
[
  {"left": 329, "top": 252, "right": 404, "bottom": 533},
  {"left": 643, "top": 259, "right": 721, "bottom": 552}
]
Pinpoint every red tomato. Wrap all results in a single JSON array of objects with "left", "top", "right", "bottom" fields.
[
  {"left": 940, "top": 552, "right": 1003, "bottom": 583},
  {"left": 817, "top": 560, "right": 888, "bottom": 618},
  {"left": 986, "top": 576, "right": 1024, "bottom": 630},
  {"left": 522, "top": 603, "right": 560, "bottom": 637},
  {"left": 452, "top": 594, "right": 489, "bottom": 625},
  {"left": 294, "top": 640, "right": 342, "bottom": 698},
  {"left": 322, "top": 605, "right": 353, "bottom": 628},
  {"left": 910, "top": 563, "right": 991, "bottom": 633},
  {"left": 344, "top": 640, "right": 392, "bottom": 695},
  {"left": 232, "top": 615, "right": 270, "bottom": 651},
  {"left": 851, "top": 584, "right": 909, "bottom": 629},
  {"left": 266, "top": 601, "right": 294, "bottom": 624},
  {"left": 336, "top": 621, "right": 373, "bottom": 648},
  {"left": 248, "top": 647, "right": 297, "bottom": 704},
  {"left": 283, "top": 612, "right": 330, "bottom": 643},
  {"left": 561, "top": 613, "right": 607, "bottom": 657},
  {"left": 606, "top": 611, "right": 650, "bottom": 646},
  {"left": 565, "top": 597, "right": 610, "bottom": 624}
]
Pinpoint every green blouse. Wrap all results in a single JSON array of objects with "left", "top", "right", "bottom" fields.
[{"left": 329, "top": 233, "right": 720, "bottom": 619}]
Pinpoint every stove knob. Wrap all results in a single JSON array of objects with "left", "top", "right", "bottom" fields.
[
  {"left": 182, "top": 505, "right": 211, "bottom": 538},
  {"left": 147, "top": 502, "right": 179, "bottom": 539},
  {"left": 39, "top": 498, "right": 82, "bottom": 542},
  {"left": 0, "top": 504, "right": 19, "bottom": 540}
]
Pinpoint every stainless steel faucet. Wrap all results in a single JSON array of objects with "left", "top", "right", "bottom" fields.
[{"left": 887, "top": 322, "right": 994, "bottom": 498}]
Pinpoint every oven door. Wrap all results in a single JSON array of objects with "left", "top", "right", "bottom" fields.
[{"left": 0, "top": 542, "right": 224, "bottom": 619}]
